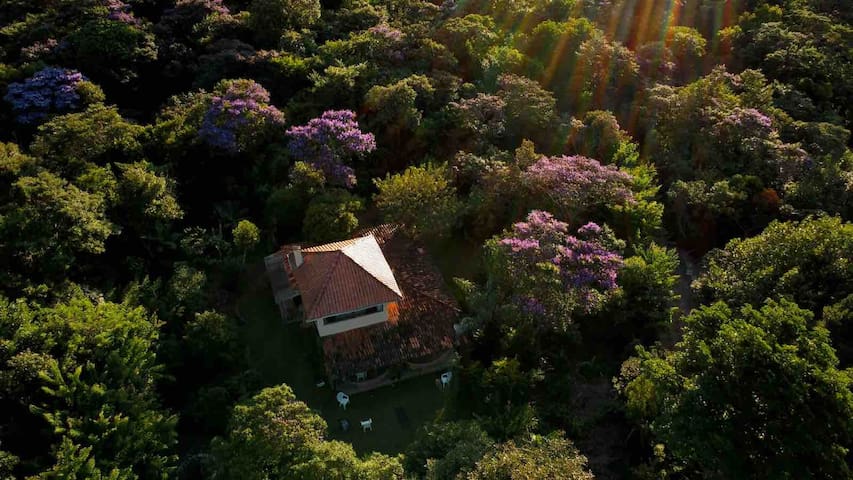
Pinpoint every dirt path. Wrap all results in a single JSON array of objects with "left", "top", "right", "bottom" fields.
[
  {"left": 658, "top": 248, "right": 699, "bottom": 347},
  {"left": 577, "top": 248, "right": 702, "bottom": 478}
]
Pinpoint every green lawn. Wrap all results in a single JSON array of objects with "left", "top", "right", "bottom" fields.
[{"left": 238, "top": 285, "right": 450, "bottom": 455}]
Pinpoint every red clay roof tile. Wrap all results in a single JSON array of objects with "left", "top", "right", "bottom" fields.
[{"left": 292, "top": 234, "right": 403, "bottom": 320}]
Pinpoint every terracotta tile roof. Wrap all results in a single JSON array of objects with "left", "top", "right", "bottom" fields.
[
  {"left": 321, "top": 226, "right": 460, "bottom": 379},
  {"left": 293, "top": 235, "right": 403, "bottom": 320}
]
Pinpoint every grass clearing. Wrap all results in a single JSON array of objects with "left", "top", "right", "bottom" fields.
[{"left": 238, "top": 284, "right": 449, "bottom": 455}]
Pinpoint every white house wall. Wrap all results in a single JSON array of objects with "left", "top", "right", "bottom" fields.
[{"left": 314, "top": 309, "right": 389, "bottom": 337}]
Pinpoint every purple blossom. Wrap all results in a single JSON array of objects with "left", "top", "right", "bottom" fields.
[
  {"left": 557, "top": 233, "right": 623, "bottom": 292},
  {"left": 368, "top": 23, "right": 404, "bottom": 42},
  {"left": 499, "top": 237, "right": 540, "bottom": 252},
  {"left": 577, "top": 222, "right": 602, "bottom": 237},
  {"left": 516, "top": 296, "right": 546, "bottom": 316},
  {"left": 498, "top": 211, "right": 623, "bottom": 313},
  {"left": 160, "top": 0, "right": 232, "bottom": 36},
  {"left": 199, "top": 79, "right": 284, "bottom": 153},
  {"left": 105, "top": 0, "right": 141, "bottom": 25},
  {"left": 286, "top": 110, "right": 376, "bottom": 188},
  {"left": 21, "top": 38, "right": 58, "bottom": 61},
  {"left": 721, "top": 107, "right": 772, "bottom": 130},
  {"left": 4, "top": 67, "right": 87, "bottom": 124},
  {"left": 175, "top": 0, "right": 230, "bottom": 15},
  {"left": 524, "top": 156, "right": 634, "bottom": 214},
  {"left": 450, "top": 93, "right": 507, "bottom": 140}
]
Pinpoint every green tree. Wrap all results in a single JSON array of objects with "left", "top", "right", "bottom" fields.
[
  {"left": 0, "top": 451, "right": 18, "bottom": 480},
  {"left": 183, "top": 311, "right": 239, "bottom": 369},
  {"left": 404, "top": 421, "right": 494, "bottom": 480},
  {"left": 620, "top": 300, "right": 853, "bottom": 479},
  {"left": 232, "top": 220, "right": 260, "bottom": 264},
  {"left": 290, "top": 441, "right": 403, "bottom": 480},
  {"left": 466, "top": 432, "right": 594, "bottom": 480},
  {"left": 116, "top": 161, "right": 183, "bottom": 225},
  {"left": 373, "top": 164, "right": 460, "bottom": 240},
  {"left": 0, "top": 294, "right": 177, "bottom": 479},
  {"left": 694, "top": 216, "right": 853, "bottom": 363},
  {"left": 694, "top": 216, "right": 852, "bottom": 315},
  {"left": 565, "top": 110, "right": 636, "bottom": 164},
  {"left": 605, "top": 243, "right": 680, "bottom": 343},
  {"left": 30, "top": 104, "right": 144, "bottom": 175},
  {"left": 434, "top": 14, "right": 499, "bottom": 80},
  {"left": 302, "top": 189, "right": 364, "bottom": 243},
  {"left": 725, "top": 3, "right": 852, "bottom": 129},
  {"left": 464, "top": 358, "right": 542, "bottom": 441},
  {"left": 0, "top": 171, "right": 114, "bottom": 282},
  {"left": 35, "top": 438, "right": 135, "bottom": 480},
  {"left": 212, "top": 385, "right": 326, "bottom": 480},
  {"left": 212, "top": 385, "right": 403, "bottom": 479},
  {"left": 572, "top": 35, "right": 639, "bottom": 113},
  {"left": 66, "top": 18, "right": 157, "bottom": 85},
  {"left": 364, "top": 75, "right": 435, "bottom": 156},
  {"left": 495, "top": 74, "right": 558, "bottom": 148},
  {"left": 248, "top": 0, "right": 321, "bottom": 47}
]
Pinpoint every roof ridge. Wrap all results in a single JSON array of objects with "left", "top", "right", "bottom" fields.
[
  {"left": 341, "top": 235, "right": 403, "bottom": 297},
  {"left": 338, "top": 254, "right": 403, "bottom": 302},
  {"left": 303, "top": 251, "right": 345, "bottom": 316}
]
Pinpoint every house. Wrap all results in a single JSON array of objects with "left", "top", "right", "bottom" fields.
[{"left": 265, "top": 225, "right": 459, "bottom": 393}]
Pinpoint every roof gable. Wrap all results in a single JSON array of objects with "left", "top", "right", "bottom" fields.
[{"left": 294, "top": 235, "right": 403, "bottom": 320}]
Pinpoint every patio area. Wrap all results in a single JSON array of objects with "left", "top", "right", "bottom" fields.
[{"left": 238, "top": 285, "right": 451, "bottom": 454}]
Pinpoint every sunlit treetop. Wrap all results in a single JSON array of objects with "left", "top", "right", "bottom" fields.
[
  {"left": 496, "top": 210, "right": 624, "bottom": 314},
  {"left": 105, "top": 0, "right": 141, "bottom": 25},
  {"left": 198, "top": 79, "right": 285, "bottom": 153},
  {"left": 524, "top": 155, "right": 635, "bottom": 218},
  {"left": 367, "top": 23, "right": 404, "bottom": 42},
  {"left": 174, "top": 0, "right": 230, "bottom": 15},
  {"left": 286, "top": 110, "right": 376, "bottom": 188},
  {"left": 20, "top": 38, "right": 59, "bottom": 61}
]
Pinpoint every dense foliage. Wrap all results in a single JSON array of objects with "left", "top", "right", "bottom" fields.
[
  {"left": 0, "top": 0, "right": 850, "bottom": 478},
  {"left": 619, "top": 300, "right": 853, "bottom": 478}
]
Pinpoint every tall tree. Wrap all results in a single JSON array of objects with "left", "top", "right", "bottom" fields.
[
  {"left": 0, "top": 171, "right": 115, "bottom": 283},
  {"left": 620, "top": 300, "right": 853, "bottom": 479},
  {"left": 373, "top": 163, "right": 460, "bottom": 240},
  {"left": 465, "top": 432, "right": 594, "bottom": 480},
  {"left": 0, "top": 294, "right": 177, "bottom": 479},
  {"left": 212, "top": 385, "right": 402, "bottom": 480},
  {"left": 248, "top": 0, "right": 321, "bottom": 47}
]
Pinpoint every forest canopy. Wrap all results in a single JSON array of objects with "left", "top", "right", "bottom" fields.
[{"left": 0, "top": 0, "right": 850, "bottom": 479}]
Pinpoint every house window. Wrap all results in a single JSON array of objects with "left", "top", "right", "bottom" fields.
[{"left": 323, "top": 304, "right": 384, "bottom": 325}]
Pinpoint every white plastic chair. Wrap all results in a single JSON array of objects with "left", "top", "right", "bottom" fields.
[
  {"left": 336, "top": 392, "right": 350, "bottom": 410},
  {"left": 440, "top": 371, "right": 452, "bottom": 388},
  {"left": 360, "top": 418, "right": 373, "bottom": 432}
]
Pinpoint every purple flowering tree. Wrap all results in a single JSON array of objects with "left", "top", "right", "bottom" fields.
[
  {"left": 367, "top": 23, "right": 404, "bottom": 42},
  {"left": 198, "top": 79, "right": 285, "bottom": 153},
  {"left": 490, "top": 210, "right": 624, "bottom": 320},
  {"left": 707, "top": 106, "right": 809, "bottom": 184},
  {"left": 524, "top": 155, "right": 634, "bottom": 219},
  {"left": 449, "top": 93, "right": 507, "bottom": 150},
  {"left": 286, "top": 110, "right": 376, "bottom": 188},
  {"left": 172, "top": 0, "right": 230, "bottom": 15},
  {"left": 21, "top": 38, "right": 58, "bottom": 61},
  {"left": 105, "top": 0, "right": 141, "bottom": 25},
  {"left": 4, "top": 67, "right": 93, "bottom": 125},
  {"left": 367, "top": 23, "right": 406, "bottom": 63}
]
